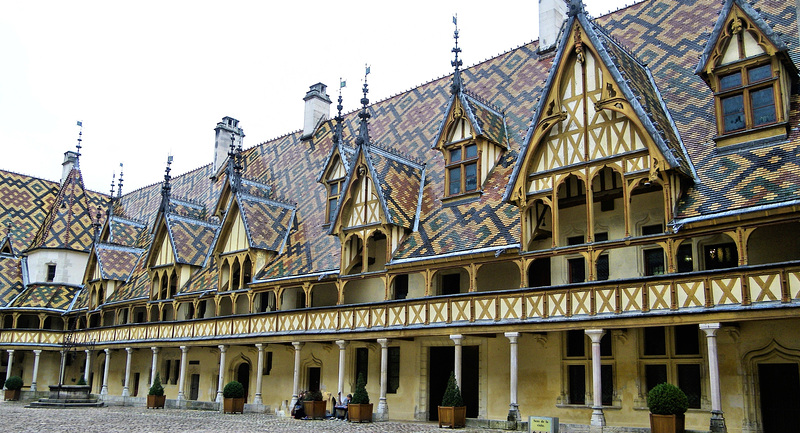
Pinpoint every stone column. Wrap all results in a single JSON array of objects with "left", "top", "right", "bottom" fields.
[
  {"left": 450, "top": 334, "right": 463, "bottom": 388},
  {"left": 122, "top": 347, "right": 133, "bottom": 397},
  {"left": 700, "top": 323, "right": 727, "bottom": 433},
  {"left": 290, "top": 342, "right": 304, "bottom": 409},
  {"left": 376, "top": 338, "right": 389, "bottom": 421},
  {"left": 101, "top": 349, "right": 111, "bottom": 395},
  {"left": 585, "top": 329, "right": 606, "bottom": 427},
  {"left": 31, "top": 350, "right": 42, "bottom": 392},
  {"left": 216, "top": 345, "right": 227, "bottom": 403},
  {"left": 3, "top": 350, "right": 14, "bottom": 388},
  {"left": 177, "top": 346, "right": 188, "bottom": 401},
  {"left": 150, "top": 347, "right": 159, "bottom": 386},
  {"left": 336, "top": 340, "right": 347, "bottom": 401},
  {"left": 505, "top": 332, "right": 521, "bottom": 422},
  {"left": 254, "top": 344, "right": 265, "bottom": 405},
  {"left": 84, "top": 349, "right": 92, "bottom": 383}
]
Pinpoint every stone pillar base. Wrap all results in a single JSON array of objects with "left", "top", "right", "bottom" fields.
[
  {"left": 710, "top": 410, "right": 727, "bottom": 433},
  {"left": 375, "top": 399, "right": 389, "bottom": 421},
  {"left": 590, "top": 406, "right": 605, "bottom": 427},
  {"left": 507, "top": 403, "right": 521, "bottom": 422}
]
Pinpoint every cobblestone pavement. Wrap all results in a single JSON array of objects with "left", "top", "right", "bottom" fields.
[{"left": 2, "top": 401, "right": 509, "bottom": 433}]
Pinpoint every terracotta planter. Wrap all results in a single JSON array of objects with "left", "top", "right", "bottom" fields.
[
  {"left": 303, "top": 400, "right": 327, "bottom": 419},
  {"left": 4, "top": 389, "right": 20, "bottom": 401},
  {"left": 348, "top": 403, "right": 373, "bottom": 422},
  {"left": 650, "top": 413, "right": 685, "bottom": 433},
  {"left": 438, "top": 406, "right": 467, "bottom": 428},
  {"left": 147, "top": 394, "right": 166, "bottom": 409},
  {"left": 223, "top": 397, "right": 245, "bottom": 414}
]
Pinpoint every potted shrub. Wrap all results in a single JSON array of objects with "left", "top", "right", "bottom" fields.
[
  {"left": 223, "top": 380, "right": 245, "bottom": 414},
  {"left": 4, "top": 375, "right": 23, "bottom": 401},
  {"left": 302, "top": 389, "right": 327, "bottom": 420},
  {"left": 348, "top": 373, "right": 373, "bottom": 422},
  {"left": 648, "top": 382, "right": 689, "bottom": 433},
  {"left": 147, "top": 372, "right": 166, "bottom": 409},
  {"left": 438, "top": 371, "right": 466, "bottom": 428}
]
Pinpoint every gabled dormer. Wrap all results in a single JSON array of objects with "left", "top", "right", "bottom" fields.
[
  {"left": 329, "top": 75, "right": 423, "bottom": 275},
  {"left": 695, "top": 0, "right": 797, "bottom": 147},
  {"left": 213, "top": 177, "right": 295, "bottom": 292},
  {"left": 505, "top": 0, "right": 694, "bottom": 253},
  {"left": 433, "top": 21, "right": 508, "bottom": 202},
  {"left": 0, "top": 226, "right": 15, "bottom": 257},
  {"left": 83, "top": 243, "right": 144, "bottom": 309}
]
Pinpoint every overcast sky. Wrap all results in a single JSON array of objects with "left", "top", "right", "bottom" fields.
[{"left": 0, "top": 0, "right": 635, "bottom": 194}]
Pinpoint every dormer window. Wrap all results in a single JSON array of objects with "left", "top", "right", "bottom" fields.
[
  {"left": 327, "top": 177, "right": 344, "bottom": 223},
  {"left": 718, "top": 61, "right": 777, "bottom": 134},
  {"left": 446, "top": 142, "right": 478, "bottom": 196}
]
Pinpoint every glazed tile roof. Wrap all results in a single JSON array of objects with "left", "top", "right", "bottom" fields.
[
  {"left": 9, "top": 283, "right": 81, "bottom": 311},
  {"left": 364, "top": 144, "right": 424, "bottom": 230},
  {"left": 107, "top": 216, "right": 148, "bottom": 248},
  {"left": 238, "top": 197, "right": 295, "bottom": 253},
  {"left": 29, "top": 169, "right": 101, "bottom": 252},
  {"left": 180, "top": 259, "right": 219, "bottom": 295},
  {"left": 104, "top": 255, "right": 149, "bottom": 304},
  {"left": 0, "top": 256, "right": 24, "bottom": 307},
  {"left": 95, "top": 244, "right": 145, "bottom": 281},
  {"left": 166, "top": 213, "right": 218, "bottom": 267}
]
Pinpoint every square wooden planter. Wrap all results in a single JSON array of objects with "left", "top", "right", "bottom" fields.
[
  {"left": 147, "top": 395, "right": 166, "bottom": 409},
  {"left": 650, "top": 413, "right": 685, "bottom": 433},
  {"left": 348, "top": 403, "right": 373, "bottom": 422},
  {"left": 438, "top": 406, "right": 466, "bottom": 428},
  {"left": 223, "top": 397, "right": 245, "bottom": 414},
  {"left": 4, "top": 389, "right": 20, "bottom": 401},
  {"left": 303, "top": 400, "right": 327, "bottom": 419}
]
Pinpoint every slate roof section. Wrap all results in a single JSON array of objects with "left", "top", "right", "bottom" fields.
[
  {"left": 367, "top": 145, "right": 424, "bottom": 230},
  {"left": 238, "top": 197, "right": 295, "bottom": 253}
]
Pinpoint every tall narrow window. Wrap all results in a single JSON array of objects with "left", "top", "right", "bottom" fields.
[
  {"left": 387, "top": 347, "right": 400, "bottom": 393},
  {"left": 355, "top": 347, "right": 369, "bottom": 384},
  {"left": 716, "top": 62, "right": 777, "bottom": 134},
  {"left": 46, "top": 264, "right": 56, "bottom": 282},
  {"left": 446, "top": 143, "right": 479, "bottom": 196},
  {"left": 327, "top": 178, "right": 344, "bottom": 223},
  {"left": 644, "top": 248, "right": 665, "bottom": 276}
]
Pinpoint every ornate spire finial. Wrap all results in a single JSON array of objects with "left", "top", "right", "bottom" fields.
[
  {"left": 450, "top": 14, "right": 463, "bottom": 95},
  {"left": 76, "top": 121, "right": 84, "bottom": 167},
  {"left": 117, "top": 163, "right": 124, "bottom": 198},
  {"left": 160, "top": 155, "right": 173, "bottom": 213},
  {"left": 356, "top": 65, "right": 371, "bottom": 147},
  {"left": 333, "top": 78, "right": 346, "bottom": 145},
  {"left": 226, "top": 133, "right": 242, "bottom": 193},
  {"left": 108, "top": 172, "right": 116, "bottom": 216},
  {"left": 92, "top": 208, "right": 103, "bottom": 244},
  {"left": 567, "top": 0, "right": 585, "bottom": 17}
]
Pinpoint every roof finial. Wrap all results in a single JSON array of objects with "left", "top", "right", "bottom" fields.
[
  {"left": 226, "top": 133, "right": 242, "bottom": 193},
  {"left": 108, "top": 172, "right": 116, "bottom": 216},
  {"left": 117, "top": 163, "right": 124, "bottom": 198},
  {"left": 567, "top": 0, "right": 586, "bottom": 17},
  {"left": 356, "top": 65, "right": 371, "bottom": 147},
  {"left": 76, "top": 120, "right": 84, "bottom": 167},
  {"left": 450, "top": 14, "right": 463, "bottom": 95},
  {"left": 92, "top": 208, "right": 103, "bottom": 244},
  {"left": 333, "top": 78, "right": 346, "bottom": 146},
  {"left": 160, "top": 155, "right": 173, "bottom": 213}
]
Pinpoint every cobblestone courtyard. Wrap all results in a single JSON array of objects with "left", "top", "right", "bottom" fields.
[{"left": 1, "top": 401, "right": 509, "bottom": 433}]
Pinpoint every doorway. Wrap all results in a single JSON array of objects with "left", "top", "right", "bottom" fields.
[
  {"left": 759, "top": 363, "right": 800, "bottom": 432},
  {"left": 428, "top": 346, "right": 479, "bottom": 421},
  {"left": 189, "top": 374, "right": 200, "bottom": 400},
  {"left": 308, "top": 366, "right": 321, "bottom": 392},
  {"left": 237, "top": 363, "right": 250, "bottom": 403},
  {"left": 133, "top": 373, "right": 140, "bottom": 397}
]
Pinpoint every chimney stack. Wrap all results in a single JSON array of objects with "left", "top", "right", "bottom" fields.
[
  {"left": 302, "top": 83, "right": 332, "bottom": 140},
  {"left": 61, "top": 151, "right": 79, "bottom": 184},
  {"left": 214, "top": 117, "right": 245, "bottom": 174},
  {"left": 539, "top": 0, "right": 567, "bottom": 53}
]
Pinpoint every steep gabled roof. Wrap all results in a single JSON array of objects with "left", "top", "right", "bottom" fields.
[
  {"left": 107, "top": 216, "right": 148, "bottom": 248},
  {"left": 695, "top": 0, "right": 793, "bottom": 76},
  {"left": 29, "top": 169, "right": 99, "bottom": 252},
  {"left": 166, "top": 213, "right": 219, "bottom": 267},
  {"left": 94, "top": 243, "right": 145, "bottom": 281},
  {"left": 103, "top": 255, "right": 149, "bottom": 304},
  {"left": 367, "top": 145, "right": 425, "bottom": 230},
  {"left": 434, "top": 91, "right": 509, "bottom": 149}
]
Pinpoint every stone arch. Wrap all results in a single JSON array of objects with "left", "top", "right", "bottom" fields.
[
  {"left": 218, "top": 296, "right": 233, "bottom": 316},
  {"left": 747, "top": 221, "right": 800, "bottom": 265},
  {"left": 741, "top": 339, "right": 800, "bottom": 431},
  {"left": 230, "top": 353, "right": 253, "bottom": 402}
]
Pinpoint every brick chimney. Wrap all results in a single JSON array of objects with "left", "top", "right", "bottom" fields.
[
  {"left": 214, "top": 117, "right": 245, "bottom": 174},
  {"left": 61, "top": 151, "right": 79, "bottom": 184},
  {"left": 302, "top": 83, "right": 332, "bottom": 140},
  {"left": 539, "top": 0, "right": 567, "bottom": 53}
]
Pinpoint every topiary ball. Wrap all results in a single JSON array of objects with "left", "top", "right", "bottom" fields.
[
  {"left": 223, "top": 380, "right": 244, "bottom": 399},
  {"left": 647, "top": 382, "right": 689, "bottom": 415},
  {"left": 4, "top": 376, "right": 23, "bottom": 391}
]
